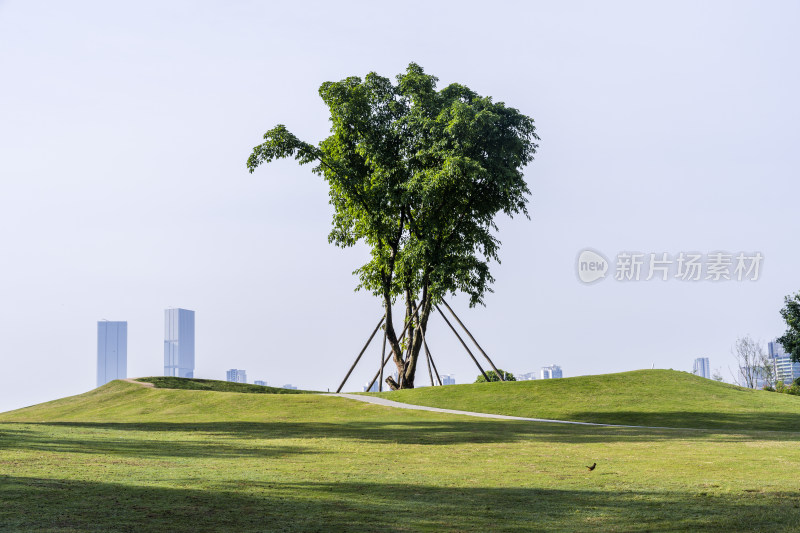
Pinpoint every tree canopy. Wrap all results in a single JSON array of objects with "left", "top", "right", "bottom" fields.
[
  {"left": 247, "top": 63, "right": 538, "bottom": 389},
  {"left": 778, "top": 291, "right": 800, "bottom": 363}
]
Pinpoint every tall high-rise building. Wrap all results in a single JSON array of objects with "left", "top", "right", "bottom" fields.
[
  {"left": 226, "top": 369, "right": 247, "bottom": 383},
  {"left": 769, "top": 340, "right": 800, "bottom": 384},
  {"left": 164, "top": 308, "right": 195, "bottom": 378},
  {"left": 97, "top": 321, "right": 127, "bottom": 387},
  {"left": 693, "top": 357, "right": 710, "bottom": 378},
  {"left": 540, "top": 365, "right": 563, "bottom": 379},
  {"left": 363, "top": 380, "right": 379, "bottom": 392}
]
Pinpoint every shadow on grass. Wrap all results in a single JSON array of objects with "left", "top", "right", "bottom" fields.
[
  {"left": 1, "top": 475, "right": 797, "bottom": 532},
  {"left": 0, "top": 424, "right": 317, "bottom": 459},
  {"left": 2, "top": 418, "right": 798, "bottom": 461},
  {"left": 564, "top": 411, "right": 800, "bottom": 432}
]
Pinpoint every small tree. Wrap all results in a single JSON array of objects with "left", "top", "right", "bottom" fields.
[
  {"left": 247, "top": 64, "right": 538, "bottom": 389},
  {"left": 475, "top": 369, "right": 516, "bottom": 383},
  {"left": 731, "top": 335, "right": 766, "bottom": 388},
  {"left": 757, "top": 349, "right": 777, "bottom": 389},
  {"left": 711, "top": 368, "right": 725, "bottom": 382},
  {"left": 778, "top": 291, "right": 800, "bottom": 363}
]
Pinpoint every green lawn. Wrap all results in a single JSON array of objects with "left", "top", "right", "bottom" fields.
[
  {"left": 1, "top": 377, "right": 799, "bottom": 532},
  {"left": 136, "top": 376, "right": 313, "bottom": 394},
  {"left": 368, "top": 369, "right": 800, "bottom": 431}
]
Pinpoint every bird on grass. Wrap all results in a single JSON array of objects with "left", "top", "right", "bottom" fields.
[{"left": 586, "top": 463, "right": 596, "bottom": 471}]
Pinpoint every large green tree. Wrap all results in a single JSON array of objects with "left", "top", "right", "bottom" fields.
[
  {"left": 247, "top": 63, "right": 538, "bottom": 389},
  {"left": 778, "top": 291, "right": 800, "bottom": 363}
]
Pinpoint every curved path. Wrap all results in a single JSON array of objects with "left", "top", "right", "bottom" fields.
[
  {"left": 329, "top": 393, "right": 700, "bottom": 431},
  {"left": 121, "top": 378, "right": 154, "bottom": 388}
]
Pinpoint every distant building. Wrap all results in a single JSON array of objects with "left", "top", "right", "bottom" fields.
[
  {"left": 769, "top": 340, "right": 800, "bottom": 384},
  {"left": 693, "top": 357, "right": 710, "bottom": 379},
  {"left": 254, "top": 380, "right": 267, "bottom": 386},
  {"left": 441, "top": 374, "right": 455, "bottom": 385},
  {"left": 282, "top": 384, "right": 298, "bottom": 390},
  {"left": 164, "top": 308, "right": 195, "bottom": 378},
  {"left": 540, "top": 365, "right": 563, "bottom": 379},
  {"left": 226, "top": 369, "right": 247, "bottom": 384},
  {"left": 97, "top": 321, "right": 127, "bottom": 387},
  {"left": 517, "top": 372, "right": 537, "bottom": 381},
  {"left": 363, "top": 381, "right": 379, "bottom": 392}
]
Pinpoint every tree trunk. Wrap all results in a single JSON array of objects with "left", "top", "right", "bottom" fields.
[{"left": 385, "top": 293, "right": 432, "bottom": 390}]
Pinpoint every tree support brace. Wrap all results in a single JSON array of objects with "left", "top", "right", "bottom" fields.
[
  {"left": 336, "top": 313, "right": 385, "bottom": 393},
  {"left": 436, "top": 304, "right": 490, "bottom": 382},
  {"left": 412, "top": 304, "right": 441, "bottom": 386},
  {"left": 440, "top": 299, "right": 505, "bottom": 381},
  {"left": 379, "top": 328, "right": 387, "bottom": 392}
]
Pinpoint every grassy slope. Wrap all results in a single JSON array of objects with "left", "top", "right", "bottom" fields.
[
  {"left": 136, "top": 376, "right": 312, "bottom": 394},
  {"left": 1, "top": 379, "right": 799, "bottom": 532},
  {"left": 368, "top": 369, "right": 800, "bottom": 431}
]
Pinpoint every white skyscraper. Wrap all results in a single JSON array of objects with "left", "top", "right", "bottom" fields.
[
  {"left": 540, "top": 365, "right": 563, "bottom": 379},
  {"left": 164, "top": 308, "right": 195, "bottom": 378},
  {"left": 97, "top": 321, "right": 127, "bottom": 387},
  {"left": 768, "top": 341, "right": 800, "bottom": 384},
  {"left": 693, "top": 357, "right": 710, "bottom": 379},
  {"left": 226, "top": 369, "right": 247, "bottom": 383}
]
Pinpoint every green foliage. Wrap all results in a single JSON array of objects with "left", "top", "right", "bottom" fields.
[
  {"left": 474, "top": 369, "right": 516, "bottom": 383},
  {"left": 136, "top": 377, "right": 311, "bottom": 394},
  {"left": 778, "top": 291, "right": 800, "bottom": 363},
  {"left": 773, "top": 381, "right": 800, "bottom": 396},
  {"left": 248, "top": 64, "right": 538, "bottom": 389}
]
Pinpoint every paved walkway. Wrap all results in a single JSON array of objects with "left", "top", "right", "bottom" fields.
[
  {"left": 121, "top": 378, "right": 154, "bottom": 388},
  {"left": 328, "top": 393, "right": 697, "bottom": 430}
]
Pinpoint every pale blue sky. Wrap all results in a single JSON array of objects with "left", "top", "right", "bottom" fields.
[{"left": 1, "top": 1, "right": 798, "bottom": 412}]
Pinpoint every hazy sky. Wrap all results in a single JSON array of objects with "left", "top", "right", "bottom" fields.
[{"left": 1, "top": 1, "right": 798, "bottom": 412}]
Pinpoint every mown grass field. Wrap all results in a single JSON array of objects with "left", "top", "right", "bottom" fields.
[
  {"left": 1, "top": 372, "right": 799, "bottom": 532},
  {"left": 369, "top": 369, "right": 800, "bottom": 431}
]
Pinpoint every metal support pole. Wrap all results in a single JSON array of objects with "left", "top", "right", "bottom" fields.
[
  {"left": 336, "top": 314, "right": 385, "bottom": 393},
  {"left": 379, "top": 328, "right": 387, "bottom": 392},
  {"left": 440, "top": 299, "right": 505, "bottom": 381},
  {"left": 412, "top": 304, "right": 436, "bottom": 386},
  {"left": 427, "top": 341, "right": 443, "bottom": 386},
  {"left": 436, "top": 304, "right": 489, "bottom": 382}
]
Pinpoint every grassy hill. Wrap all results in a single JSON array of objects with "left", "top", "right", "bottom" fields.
[
  {"left": 368, "top": 369, "right": 800, "bottom": 431},
  {"left": 136, "top": 376, "right": 313, "bottom": 394},
  {"left": 1, "top": 377, "right": 800, "bottom": 531}
]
